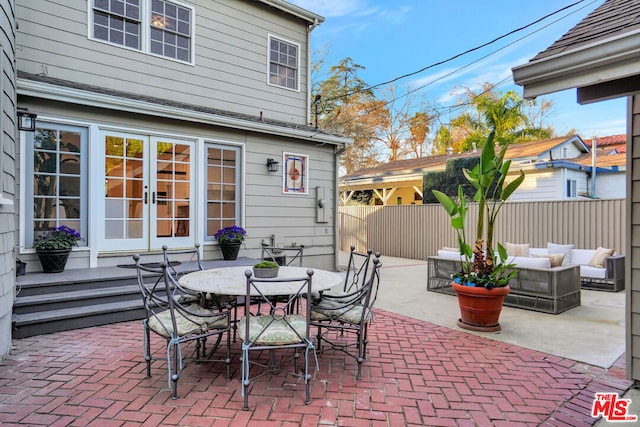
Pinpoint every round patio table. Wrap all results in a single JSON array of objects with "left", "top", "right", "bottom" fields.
[{"left": 178, "top": 266, "right": 344, "bottom": 296}]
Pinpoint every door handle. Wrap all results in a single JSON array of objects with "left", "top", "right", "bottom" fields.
[
  {"left": 144, "top": 191, "right": 148, "bottom": 204},
  {"left": 152, "top": 192, "right": 156, "bottom": 204}
]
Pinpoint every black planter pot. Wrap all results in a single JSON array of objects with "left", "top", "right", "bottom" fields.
[
  {"left": 36, "top": 249, "right": 71, "bottom": 273},
  {"left": 220, "top": 242, "right": 241, "bottom": 260}
]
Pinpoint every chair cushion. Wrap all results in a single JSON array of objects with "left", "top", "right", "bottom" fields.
[
  {"left": 505, "top": 242, "right": 529, "bottom": 257},
  {"left": 508, "top": 256, "right": 550, "bottom": 269},
  {"left": 437, "top": 249, "right": 461, "bottom": 260},
  {"left": 239, "top": 314, "right": 307, "bottom": 345},
  {"left": 571, "top": 249, "right": 595, "bottom": 266},
  {"left": 311, "top": 297, "right": 372, "bottom": 324},
  {"left": 547, "top": 243, "right": 574, "bottom": 265},
  {"left": 580, "top": 265, "right": 607, "bottom": 279},
  {"left": 147, "top": 304, "right": 228, "bottom": 338},
  {"left": 589, "top": 247, "right": 615, "bottom": 268},
  {"left": 532, "top": 253, "right": 565, "bottom": 267}
]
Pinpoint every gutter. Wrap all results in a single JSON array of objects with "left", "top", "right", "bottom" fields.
[
  {"left": 334, "top": 143, "right": 348, "bottom": 271},
  {"left": 18, "top": 78, "right": 350, "bottom": 146},
  {"left": 257, "top": 0, "right": 325, "bottom": 24},
  {"left": 306, "top": 18, "right": 320, "bottom": 125},
  {"left": 512, "top": 29, "right": 640, "bottom": 99}
]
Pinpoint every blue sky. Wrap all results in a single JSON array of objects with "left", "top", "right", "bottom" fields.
[{"left": 288, "top": 0, "right": 626, "bottom": 139}]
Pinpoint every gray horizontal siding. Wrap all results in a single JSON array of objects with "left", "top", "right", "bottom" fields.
[{"left": 16, "top": 0, "right": 311, "bottom": 123}]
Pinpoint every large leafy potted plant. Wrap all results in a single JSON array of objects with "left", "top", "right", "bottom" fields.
[
  {"left": 433, "top": 132, "right": 525, "bottom": 332},
  {"left": 214, "top": 225, "right": 247, "bottom": 260},
  {"left": 32, "top": 225, "right": 82, "bottom": 273}
]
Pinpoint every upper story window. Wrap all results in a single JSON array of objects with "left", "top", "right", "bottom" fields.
[
  {"left": 268, "top": 35, "right": 299, "bottom": 91},
  {"left": 92, "top": 0, "right": 193, "bottom": 63}
]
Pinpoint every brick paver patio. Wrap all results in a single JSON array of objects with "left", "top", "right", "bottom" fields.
[{"left": 0, "top": 308, "right": 631, "bottom": 426}]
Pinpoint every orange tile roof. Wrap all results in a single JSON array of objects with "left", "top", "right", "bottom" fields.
[{"left": 583, "top": 134, "right": 626, "bottom": 147}]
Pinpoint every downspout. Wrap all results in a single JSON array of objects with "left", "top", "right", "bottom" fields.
[
  {"left": 591, "top": 136, "right": 597, "bottom": 198},
  {"left": 334, "top": 144, "right": 347, "bottom": 271},
  {"left": 306, "top": 19, "right": 320, "bottom": 125}
]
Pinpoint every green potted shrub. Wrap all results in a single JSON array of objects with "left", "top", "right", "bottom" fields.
[
  {"left": 432, "top": 132, "right": 525, "bottom": 331},
  {"left": 252, "top": 260, "right": 280, "bottom": 278}
]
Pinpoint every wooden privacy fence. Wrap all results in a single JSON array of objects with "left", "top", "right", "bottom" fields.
[{"left": 338, "top": 199, "right": 626, "bottom": 260}]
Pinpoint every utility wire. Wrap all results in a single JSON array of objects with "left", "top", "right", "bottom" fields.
[
  {"left": 329, "top": 0, "right": 597, "bottom": 129},
  {"left": 321, "top": 0, "right": 589, "bottom": 104}
]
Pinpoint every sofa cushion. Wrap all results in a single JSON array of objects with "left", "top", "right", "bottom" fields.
[
  {"left": 442, "top": 246, "right": 459, "bottom": 252},
  {"left": 589, "top": 247, "right": 615, "bottom": 268},
  {"left": 547, "top": 242, "right": 574, "bottom": 265},
  {"left": 528, "top": 247, "right": 548, "bottom": 256},
  {"left": 437, "top": 249, "right": 461, "bottom": 261},
  {"left": 508, "top": 256, "right": 551, "bottom": 269},
  {"left": 505, "top": 242, "right": 529, "bottom": 256},
  {"left": 580, "top": 265, "right": 607, "bottom": 279},
  {"left": 571, "top": 249, "right": 595, "bottom": 266},
  {"left": 532, "top": 253, "right": 565, "bottom": 267}
]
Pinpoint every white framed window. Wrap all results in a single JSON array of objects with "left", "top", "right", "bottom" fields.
[
  {"left": 91, "top": 0, "right": 194, "bottom": 63},
  {"left": 205, "top": 144, "right": 243, "bottom": 241},
  {"left": 567, "top": 179, "right": 577, "bottom": 198},
  {"left": 268, "top": 35, "right": 299, "bottom": 91}
]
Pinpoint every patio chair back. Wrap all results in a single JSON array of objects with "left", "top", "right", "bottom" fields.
[
  {"left": 312, "top": 257, "right": 382, "bottom": 379},
  {"left": 261, "top": 243, "right": 304, "bottom": 266},
  {"left": 239, "top": 268, "right": 315, "bottom": 410},
  {"left": 133, "top": 255, "right": 231, "bottom": 399}
]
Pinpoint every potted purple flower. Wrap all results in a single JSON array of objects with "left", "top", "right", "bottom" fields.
[
  {"left": 214, "top": 225, "right": 247, "bottom": 260},
  {"left": 32, "top": 225, "right": 82, "bottom": 273}
]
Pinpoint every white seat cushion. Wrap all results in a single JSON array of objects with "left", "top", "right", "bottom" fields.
[
  {"left": 508, "top": 256, "right": 551, "bottom": 269},
  {"left": 580, "top": 265, "right": 607, "bottom": 279},
  {"left": 437, "top": 250, "right": 461, "bottom": 260}
]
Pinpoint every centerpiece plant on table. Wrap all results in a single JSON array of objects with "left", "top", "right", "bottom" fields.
[
  {"left": 215, "top": 225, "right": 247, "bottom": 260},
  {"left": 432, "top": 132, "right": 525, "bottom": 332}
]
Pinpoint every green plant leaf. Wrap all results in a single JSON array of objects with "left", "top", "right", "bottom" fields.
[
  {"left": 432, "top": 190, "right": 458, "bottom": 216},
  {"left": 501, "top": 170, "right": 525, "bottom": 200}
]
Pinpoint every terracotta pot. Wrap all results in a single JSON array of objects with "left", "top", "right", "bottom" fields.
[{"left": 452, "top": 281, "right": 510, "bottom": 332}]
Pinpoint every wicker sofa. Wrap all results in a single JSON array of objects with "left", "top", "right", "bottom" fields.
[
  {"left": 427, "top": 250, "right": 582, "bottom": 314},
  {"left": 526, "top": 245, "right": 625, "bottom": 292}
]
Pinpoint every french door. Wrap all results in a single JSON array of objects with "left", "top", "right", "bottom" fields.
[{"left": 101, "top": 131, "right": 195, "bottom": 251}]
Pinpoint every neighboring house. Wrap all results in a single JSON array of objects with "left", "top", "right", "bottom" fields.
[
  {"left": 339, "top": 134, "right": 626, "bottom": 205},
  {"left": 511, "top": 0, "right": 640, "bottom": 384},
  {"left": 14, "top": 0, "right": 350, "bottom": 274},
  {"left": 0, "top": 0, "right": 17, "bottom": 361}
]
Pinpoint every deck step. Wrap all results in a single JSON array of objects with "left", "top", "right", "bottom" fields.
[{"left": 12, "top": 300, "right": 145, "bottom": 339}]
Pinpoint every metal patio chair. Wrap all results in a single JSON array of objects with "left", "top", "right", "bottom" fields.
[
  {"left": 239, "top": 268, "right": 316, "bottom": 410},
  {"left": 133, "top": 255, "right": 231, "bottom": 399},
  {"left": 311, "top": 257, "right": 381, "bottom": 380},
  {"left": 261, "top": 243, "right": 304, "bottom": 266}
]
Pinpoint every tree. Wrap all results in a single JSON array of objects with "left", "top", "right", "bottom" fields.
[
  {"left": 433, "top": 84, "right": 554, "bottom": 153},
  {"left": 312, "top": 57, "right": 380, "bottom": 174}
]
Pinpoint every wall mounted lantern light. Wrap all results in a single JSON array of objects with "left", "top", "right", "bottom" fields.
[
  {"left": 17, "top": 108, "right": 37, "bottom": 132},
  {"left": 267, "top": 158, "right": 280, "bottom": 172}
]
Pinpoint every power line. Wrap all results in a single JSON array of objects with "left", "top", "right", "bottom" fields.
[
  {"left": 328, "top": 0, "right": 598, "bottom": 129},
  {"left": 322, "top": 0, "right": 589, "bottom": 104}
]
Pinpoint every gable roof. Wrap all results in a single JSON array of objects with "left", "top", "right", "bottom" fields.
[{"left": 512, "top": 0, "right": 640, "bottom": 100}]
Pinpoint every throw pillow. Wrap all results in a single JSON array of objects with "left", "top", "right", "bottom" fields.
[
  {"left": 532, "top": 253, "right": 565, "bottom": 267},
  {"left": 547, "top": 242, "right": 574, "bottom": 265},
  {"left": 505, "top": 242, "right": 529, "bottom": 257},
  {"left": 589, "top": 247, "right": 615, "bottom": 268}
]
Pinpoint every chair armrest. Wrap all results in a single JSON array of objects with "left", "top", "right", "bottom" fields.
[{"left": 606, "top": 255, "right": 625, "bottom": 280}]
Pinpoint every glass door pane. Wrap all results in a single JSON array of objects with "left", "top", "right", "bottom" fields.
[
  {"left": 151, "top": 137, "right": 194, "bottom": 248},
  {"left": 102, "top": 132, "right": 149, "bottom": 251}
]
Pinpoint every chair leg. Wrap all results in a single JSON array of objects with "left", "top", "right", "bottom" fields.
[
  {"left": 170, "top": 340, "right": 180, "bottom": 399},
  {"left": 144, "top": 323, "right": 152, "bottom": 378},
  {"left": 242, "top": 351, "right": 250, "bottom": 410}
]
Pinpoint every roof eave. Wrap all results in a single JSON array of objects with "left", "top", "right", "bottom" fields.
[
  {"left": 256, "top": 0, "right": 325, "bottom": 25},
  {"left": 512, "top": 29, "right": 640, "bottom": 99},
  {"left": 18, "top": 78, "right": 350, "bottom": 146}
]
